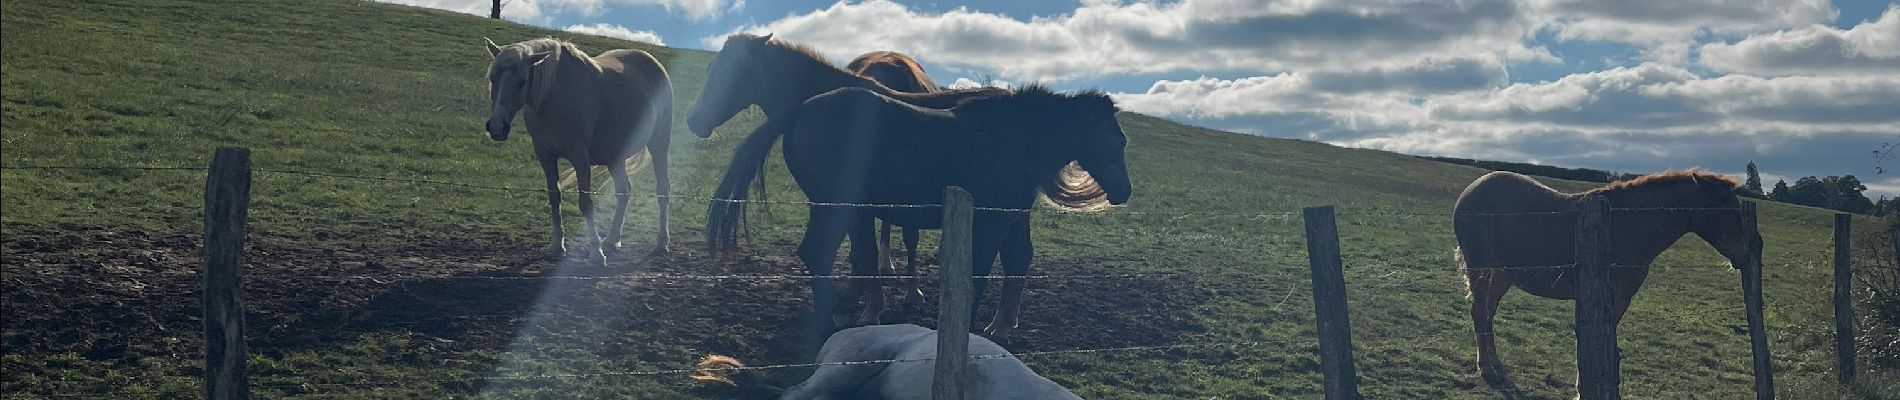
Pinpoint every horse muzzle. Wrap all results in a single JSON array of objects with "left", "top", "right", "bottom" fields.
[
  {"left": 686, "top": 115, "right": 717, "bottom": 139},
  {"left": 485, "top": 119, "right": 511, "bottom": 141}
]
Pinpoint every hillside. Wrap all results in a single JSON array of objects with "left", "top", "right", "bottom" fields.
[{"left": 2, "top": 0, "right": 1893, "bottom": 399}]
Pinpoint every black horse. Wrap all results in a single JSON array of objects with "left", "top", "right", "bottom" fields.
[
  {"left": 685, "top": 34, "right": 1010, "bottom": 253},
  {"left": 723, "top": 85, "right": 1132, "bottom": 341}
]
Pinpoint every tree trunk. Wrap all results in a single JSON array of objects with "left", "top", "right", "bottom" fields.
[{"left": 490, "top": 0, "right": 502, "bottom": 19}]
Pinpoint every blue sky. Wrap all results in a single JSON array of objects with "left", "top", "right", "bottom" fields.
[{"left": 392, "top": 0, "right": 1900, "bottom": 196}]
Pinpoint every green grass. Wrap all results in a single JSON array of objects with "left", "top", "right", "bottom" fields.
[{"left": 3, "top": 0, "right": 1895, "bottom": 398}]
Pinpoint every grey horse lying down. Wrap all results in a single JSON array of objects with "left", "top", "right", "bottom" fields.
[{"left": 694, "top": 324, "right": 1081, "bottom": 399}]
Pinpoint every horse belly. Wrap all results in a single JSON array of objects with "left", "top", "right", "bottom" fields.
[{"left": 1507, "top": 268, "right": 1578, "bottom": 299}]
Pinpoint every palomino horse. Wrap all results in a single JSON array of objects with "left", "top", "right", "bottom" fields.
[
  {"left": 1454, "top": 170, "right": 1761, "bottom": 391},
  {"left": 693, "top": 324, "right": 1081, "bottom": 399},
  {"left": 483, "top": 38, "right": 674, "bottom": 268},
  {"left": 724, "top": 85, "right": 1131, "bottom": 344}
]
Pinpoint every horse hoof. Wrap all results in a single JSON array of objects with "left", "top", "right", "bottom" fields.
[{"left": 1480, "top": 369, "right": 1516, "bottom": 391}]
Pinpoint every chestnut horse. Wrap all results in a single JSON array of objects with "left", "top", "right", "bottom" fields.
[{"left": 1454, "top": 170, "right": 1761, "bottom": 392}]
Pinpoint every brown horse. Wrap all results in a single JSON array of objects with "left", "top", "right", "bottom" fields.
[
  {"left": 1454, "top": 170, "right": 1762, "bottom": 391},
  {"left": 483, "top": 38, "right": 674, "bottom": 269}
]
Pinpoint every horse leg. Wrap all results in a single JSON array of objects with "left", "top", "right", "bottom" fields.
[
  {"left": 851, "top": 219, "right": 884, "bottom": 326},
  {"left": 965, "top": 218, "right": 1006, "bottom": 331},
  {"left": 1611, "top": 289, "right": 1637, "bottom": 362},
  {"left": 1468, "top": 269, "right": 1515, "bottom": 390},
  {"left": 985, "top": 220, "right": 1032, "bottom": 344},
  {"left": 538, "top": 155, "right": 565, "bottom": 261},
  {"left": 650, "top": 144, "right": 671, "bottom": 255},
  {"left": 603, "top": 162, "right": 633, "bottom": 253},
  {"left": 568, "top": 156, "right": 607, "bottom": 270},
  {"left": 799, "top": 206, "right": 854, "bottom": 337},
  {"left": 900, "top": 227, "right": 924, "bottom": 314}
]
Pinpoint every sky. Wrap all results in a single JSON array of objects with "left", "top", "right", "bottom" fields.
[{"left": 389, "top": 0, "right": 1900, "bottom": 197}]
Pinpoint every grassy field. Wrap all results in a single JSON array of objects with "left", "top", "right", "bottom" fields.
[{"left": 2, "top": 0, "right": 1895, "bottom": 398}]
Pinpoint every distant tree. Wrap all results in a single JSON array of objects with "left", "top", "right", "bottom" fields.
[
  {"left": 1770, "top": 179, "right": 1792, "bottom": 201},
  {"left": 1827, "top": 175, "right": 1873, "bottom": 214},
  {"left": 491, "top": 0, "right": 504, "bottom": 19},
  {"left": 1787, "top": 176, "right": 1828, "bottom": 207},
  {"left": 1741, "top": 161, "right": 1764, "bottom": 198}
]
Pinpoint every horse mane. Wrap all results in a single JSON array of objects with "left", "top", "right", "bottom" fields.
[
  {"left": 960, "top": 84, "right": 1117, "bottom": 113},
  {"left": 1040, "top": 164, "right": 1111, "bottom": 211},
  {"left": 1583, "top": 168, "right": 1739, "bottom": 195},
  {"left": 955, "top": 84, "right": 1120, "bottom": 212},
  {"left": 513, "top": 37, "right": 602, "bottom": 71}
]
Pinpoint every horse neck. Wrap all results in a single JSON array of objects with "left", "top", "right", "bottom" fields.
[
  {"left": 527, "top": 47, "right": 597, "bottom": 110},
  {"left": 1586, "top": 186, "right": 1696, "bottom": 265},
  {"left": 763, "top": 48, "right": 884, "bottom": 116}
]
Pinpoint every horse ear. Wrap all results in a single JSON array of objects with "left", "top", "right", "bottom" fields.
[
  {"left": 759, "top": 33, "right": 774, "bottom": 44},
  {"left": 528, "top": 51, "right": 552, "bottom": 66},
  {"left": 485, "top": 37, "right": 502, "bottom": 57}
]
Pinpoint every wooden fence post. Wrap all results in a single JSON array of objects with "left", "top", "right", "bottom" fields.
[
  {"left": 933, "top": 187, "right": 974, "bottom": 400},
  {"left": 203, "top": 147, "right": 252, "bottom": 400},
  {"left": 1834, "top": 213, "right": 1855, "bottom": 385},
  {"left": 1573, "top": 196, "right": 1619, "bottom": 400},
  {"left": 1739, "top": 202, "right": 1774, "bottom": 399},
  {"left": 1302, "top": 205, "right": 1360, "bottom": 400}
]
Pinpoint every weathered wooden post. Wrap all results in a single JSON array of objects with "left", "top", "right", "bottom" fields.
[
  {"left": 1302, "top": 205, "right": 1360, "bottom": 400},
  {"left": 933, "top": 187, "right": 974, "bottom": 400},
  {"left": 1573, "top": 196, "right": 1618, "bottom": 400},
  {"left": 203, "top": 147, "right": 252, "bottom": 400},
  {"left": 1834, "top": 213, "right": 1855, "bottom": 385},
  {"left": 1739, "top": 202, "right": 1774, "bottom": 399}
]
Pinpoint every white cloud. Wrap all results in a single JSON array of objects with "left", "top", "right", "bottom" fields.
[
  {"left": 562, "top": 23, "right": 666, "bottom": 45},
  {"left": 709, "top": 0, "right": 1548, "bottom": 82},
  {"left": 375, "top": 0, "right": 737, "bottom": 24},
  {"left": 1700, "top": 5, "right": 1900, "bottom": 76},
  {"left": 946, "top": 77, "right": 1013, "bottom": 90},
  {"left": 1530, "top": 0, "right": 1836, "bottom": 46},
  {"left": 1115, "top": 62, "right": 1899, "bottom": 188}
]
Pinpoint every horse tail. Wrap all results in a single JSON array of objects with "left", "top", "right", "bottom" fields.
[
  {"left": 1455, "top": 245, "right": 1472, "bottom": 299},
  {"left": 691, "top": 355, "right": 781, "bottom": 396},
  {"left": 707, "top": 115, "right": 795, "bottom": 250},
  {"left": 1038, "top": 162, "right": 1110, "bottom": 212}
]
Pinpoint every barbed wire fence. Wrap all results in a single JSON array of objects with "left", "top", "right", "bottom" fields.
[{"left": 0, "top": 152, "right": 1874, "bottom": 399}]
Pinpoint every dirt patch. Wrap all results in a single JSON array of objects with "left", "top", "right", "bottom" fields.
[{"left": 2, "top": 225, "right": 1208, "bottom": 395}]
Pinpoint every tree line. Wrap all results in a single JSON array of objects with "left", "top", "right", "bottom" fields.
[{"left": 1740, "top": 161, "right": 1891, "bottom": 215}]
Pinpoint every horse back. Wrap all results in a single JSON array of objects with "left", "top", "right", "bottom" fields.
[
  {"left": 1453, "top": 172, "right": 1581, "bottom": 288},
  {"left": 587, "top": 49, "right": 671, "bottom": 160},
  {"left": 848, "top": 51, "right": 941, "bottom": 94}
]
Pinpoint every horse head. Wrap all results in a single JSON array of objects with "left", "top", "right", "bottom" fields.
[
  {"left": 1069, "top": 94, "right": 1132, "bottom": 205},
  {"left": 483, "top": 37, "right": 552, "bottom": 142},
  {"left": 1686, "top": 181, "right": 1763, "bottom": 270},
  {"left": 1607, "top": 170, "right": 1762, "bottom": 270},
  {"left": 687, "top": 33, "right": 772, "bottom": 138}
]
